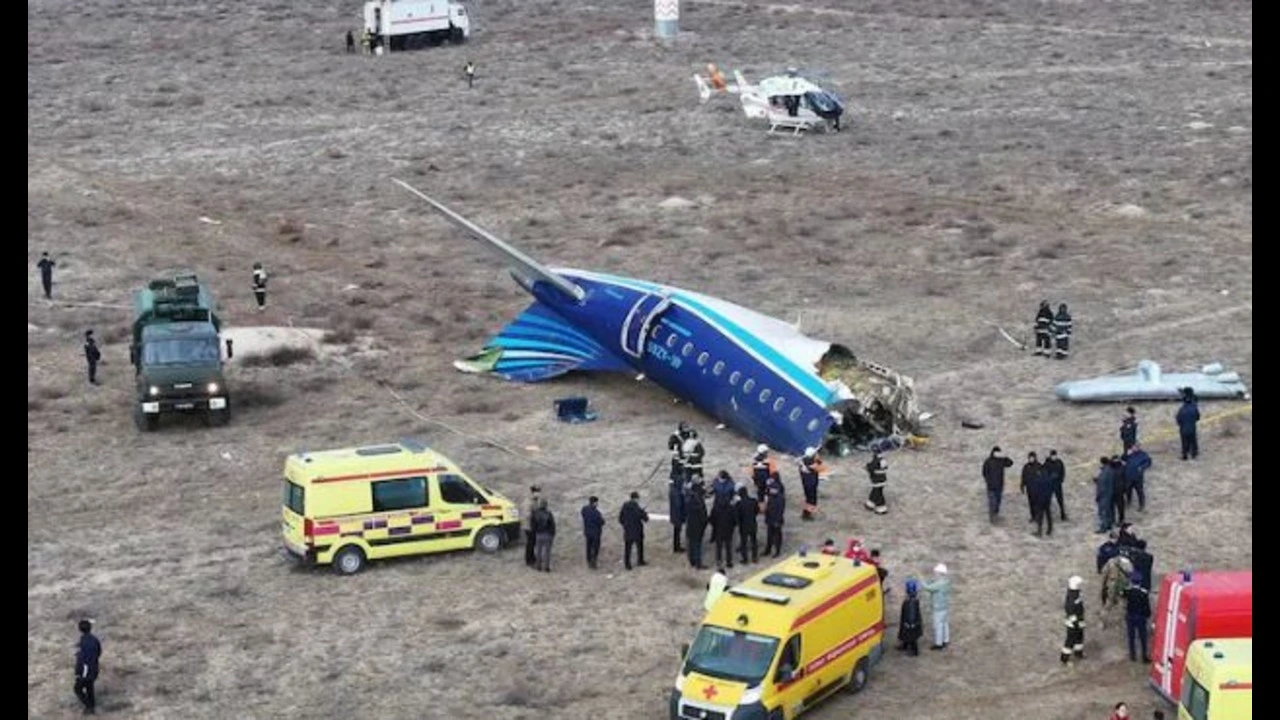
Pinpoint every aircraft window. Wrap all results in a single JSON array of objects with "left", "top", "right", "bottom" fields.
[
  {"left": 759, "top": 388, "right": 772, "bottom": 403},
  {"left": 743, "top": 378, "right": 756, "bottom": 394},
  {"left": 806, "top": 418, "right": 821, "bottom": 432},
  {"left": 666, "top": 333, "right": 679, "bottom": 349},
  {"left": 713, "top": 361, "right": 725, "bottom": 376},
  {"left": 789, "top": 408, "right": 803, "bottom": 422},
  {"left": 682, "top": 342, "right": 695, "bottom": 357},
  {"left": 651, "top": 324, "right": 663, "bottom": 339},
  {"left": 774, "top": 397, "right": 786, "bottom": 413},
  {"left": 729, "top": 371, "right": 741, "bottom": 386},
  {"left": 697, "top": 352, "right": 710, "bottom": 367}
]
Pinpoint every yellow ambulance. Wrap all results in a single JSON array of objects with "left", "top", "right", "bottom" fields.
[
  {"left": 1178, "top": 638, "right": 1252, "bottom": 720},
  {"left": 280, "top": 439, "right": 520, "bottom": 575},
  {"left": 671, "top": 553, "right": 886, "bottom": 720}
]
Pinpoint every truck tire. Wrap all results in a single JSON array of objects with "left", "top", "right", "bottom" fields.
[
  {"left": 474, "top": 526, "right": 504, "bottom": 554},
  {"left": 135, "top": 409, "right": 159, "bottom": 432},
  {"left": 333, "top": 545, "right": 366, "bottom": 575},
  {"left": 846, "top": 657, "right": 870, "bottom": 694},
  {"left": 207, "top": 407, "right": 231, "bottom": 427}
]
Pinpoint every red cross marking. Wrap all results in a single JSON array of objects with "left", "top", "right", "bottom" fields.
[{"left": 701, "top": 684, "right": 718, "bottom": 700}]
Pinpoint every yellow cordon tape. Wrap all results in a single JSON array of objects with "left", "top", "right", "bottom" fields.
[{"left": 1067, "top": 402, "right": 1253, "bottom": 474}]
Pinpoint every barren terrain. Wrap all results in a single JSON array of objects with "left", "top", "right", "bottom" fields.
[{"left": 28, "top": 0, "right": 1251, "bottom": 718}]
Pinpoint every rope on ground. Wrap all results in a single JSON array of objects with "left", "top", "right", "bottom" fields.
[
  {"left": 1068, "top": 402, "right": 1253, "bottom": 475},
  {"left": 380, "top": 381, "right": 563, "bottom": 474}
]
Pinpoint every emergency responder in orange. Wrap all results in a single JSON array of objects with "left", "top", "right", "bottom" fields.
[
  {"left": 798, "top": 447, "right": 827, "bottom": 520},
  {"left": 707, "top": 63, "right": 727, "bottom": 91}
]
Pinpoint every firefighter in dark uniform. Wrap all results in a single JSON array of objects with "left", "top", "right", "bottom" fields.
[
  {"left": 749, "top": 444, "right": 777, "bottom": 500},
  {"left": 1061, "top": 575, "right": 1086, "bottom": 664},
  {"left": 1034, "top": 300, "right": 1054, "bottom": 356},
  {"left": 1043, "top": 449, "right": 1068, "bottom": 521},
  {"left": 798, "top": 447, "right": 826, "bottom": 520},
  {"left": 252, "top": 262, "right": 268, "bottom": 310},
  {"left": 668, "top": 423, "right": 693, "bottom": 552},
  {"left": 864, "top": 451, "right": 888, "bottom": 514},
  {"left": 710, "top": 484, "right": 737, "bottom": 569},
  {"left": 1119, "top": 407, "right": 1139, "bottom": 452},
  {"left": 683, "top": 432, "right": 705, "bottom": 484},
  {"left": 1052, "top": 303, "right": 1073, "bottom": 359},
  {"left": 83, "top": 330, "right": 102, "bottom": 385},
  {"left": 763, "top": 479, "right": 786, "bottom": 557}
]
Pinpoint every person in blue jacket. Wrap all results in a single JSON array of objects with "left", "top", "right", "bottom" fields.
[
  {"left": 1123, "top": 445, "right": 1153, "bottom": 511},
  {"left": 1176, "top": 389, "right": 1201, "bottom": 460}
]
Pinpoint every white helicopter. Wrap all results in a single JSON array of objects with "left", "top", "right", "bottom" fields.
[{"left": 694, "top": 65, "right": 845, "bottom": 135}]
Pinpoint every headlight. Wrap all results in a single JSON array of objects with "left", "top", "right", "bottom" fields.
[
  {"left": 148, "top": 385, "right": 160, "bottom": 397},
  {"left": 674, "top": 674, "right": 685, "bottom": 692},
  {"left": 207, "top": 382, "right": 219, "bottom": 394}
]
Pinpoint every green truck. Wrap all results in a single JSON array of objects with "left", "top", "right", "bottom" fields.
[{"left": 129, "top": 272, "right": 232, "bottom": 431}]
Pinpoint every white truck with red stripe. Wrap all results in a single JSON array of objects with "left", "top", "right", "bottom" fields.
[{"left": 363, "top": 0, "right": 470, "bottom": 51}]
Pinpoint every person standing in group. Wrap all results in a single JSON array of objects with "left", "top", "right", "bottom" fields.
[
  {"left": 1124, "top": 572, "right": 1152, "bottom": 663},
  {"left": 618, "top": 491, "right": 649, "bottom": 570},
  {"left": 734, "top": 486, "right": 759, "bottom": 564},
  {"left": 74, "top": 619, "right": 101, "bottom": 715},
  {"left": 1061, "top": 575, "right": 1086, "bottom": 665},
  {"left": 345, "top": 29, "right": 355, "bottom": 53},
  {"left": 684, "top": 480, "right": 709, "bottom": 570},
  {"left": 763, "top": 480, "right": 785, "bottom": 558},
  {"left": 1052, "top": 303, "right": 1073, "bottom": 359},
  {"left": 667, "top": 422, "right": 693, "bottom": 553},
  {"left": 37, "top": 251, "right": 56, "bottom": 299},
  {"left": 1042, "top": 449, "right": 1068, "bottom": 521},
  {"left": 531, "top": 498, "right": 556, "bottom": 572},
  {"left": 1176, "top": 389, "right": 1201, "bottom": 460},
  {"left": 1093, "top": 457, "right": 1117, "bottom": 534},
  {"left": 1033, "top": 300, "right": 1054, "bottom": 357},
  {"left": 523, "top": 485, "right": 541, "bottom": 568},
  {"left": 1123, "top": 444, "right": 1153, "bottom": 512},
  {"left": 982, "top": 446, "right": 1014, "bottom": 523},
  {"left": 683, "top": 431, "right": 706, "bottom": 484},
  {"left": 710, "top": 477, "right": 737, "bottom": 569},
  {"left": 1120, "top": 406, "right": 1139, "bottom": 453},
  {"left": 83, "top": 330, "right": 102, "bottom": 386},
  {"left": 581, "top": 496, "right": 605, "bottom": 569},
  {"left": 897, "top": 579, "right": 924, "bottom": 656},
  {"left": 749, "top": 444, "right": 777, "bottom": 500},
  {"left": 921, "top": 563, "right": 952, "bottom": 650},
  {"left": 864, "top": 450, "right": 889, "bottom": 515},
  {"left": 798, "top": 447, "right": 826, "bottom": 520},
  {"left": 1020, "top": 451, "right": 1042, "bottom": 522},
  {"left": 1027, "top": 459, "right": 1054, "bottom": 537}
]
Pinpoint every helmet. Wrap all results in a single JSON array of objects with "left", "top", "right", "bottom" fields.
[
  {"left": 1068, "top": 575, "right": 1083, "bottom": 590},
  {"left": 756, "top": 444, "right": 769, "bottom": 455},
  {"left": 678, "top": 422, "right": 690, "bottom": 433},
  {"left": 905, "top": 579, "right": 918, "bottom": 595},
  {"left": 803, "top": 446, "right": 817, "bottom": 458},
  {"left": 933, "top": 563, "right": 948, "bottom": 575}
]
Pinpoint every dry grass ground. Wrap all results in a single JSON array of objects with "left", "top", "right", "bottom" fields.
[{"left": 28, "top": 0, "right": 1250, "bottom": 718}]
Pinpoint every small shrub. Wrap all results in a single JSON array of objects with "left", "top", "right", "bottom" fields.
[
  {"left": 236, "top": 383, "right": 287, "bottom": 408},
  {"left": 240, "top": 346, "right": 315, "bottom": 368}
]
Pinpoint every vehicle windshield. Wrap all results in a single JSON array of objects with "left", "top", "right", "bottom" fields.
[
  {"left": 684, "top": 625, "right": 779, "bottom": 685},
  {"left": 142, "top": 338, "right": 220, "bottom": 366}
]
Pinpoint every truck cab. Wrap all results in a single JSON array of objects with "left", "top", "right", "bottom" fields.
[{"left": 130, "top": 273, "right": 231, "bottom": 431}]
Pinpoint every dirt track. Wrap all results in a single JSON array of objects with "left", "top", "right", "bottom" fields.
[{"left": 28, "top": 0, "right": 1251, "bottom": 718}]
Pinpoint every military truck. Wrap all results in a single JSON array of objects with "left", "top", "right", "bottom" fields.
[{"left": 129, "top": 272, "right": 232, "bottom": 431}]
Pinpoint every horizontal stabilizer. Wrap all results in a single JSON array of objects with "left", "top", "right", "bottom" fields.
[
  {"left": 454, "top": 301, "right": 632, "bottom": 382},
  {"left": 391, "top": 179, "right": 586, "bottom": 302}
]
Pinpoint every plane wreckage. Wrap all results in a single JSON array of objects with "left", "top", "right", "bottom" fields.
[
  {"left": 1055, "top": 360, "right": 1250, "bottom": 402},
  {"left": 392, "top": 179, "right": 930, "bottom": 456}
]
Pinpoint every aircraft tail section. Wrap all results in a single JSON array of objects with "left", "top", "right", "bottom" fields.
[
  {"left": 392, "top": 178, "right": 586, "bottom": 302},
  {"left": 453, "top": 300, "right": 632, "bottom": 382}
]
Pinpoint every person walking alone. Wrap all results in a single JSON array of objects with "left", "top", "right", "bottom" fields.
[{"left": 74, "top": 619, "right": 101, "bottom": 715}]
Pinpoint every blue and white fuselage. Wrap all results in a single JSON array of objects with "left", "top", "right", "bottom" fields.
[{"left": 472, "top": 268, "right": 849, "bottom": 456}]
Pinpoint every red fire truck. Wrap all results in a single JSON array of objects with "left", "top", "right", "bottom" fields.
[{"left": 1149, "top": 569, "right": 1252, "bottom": 703}]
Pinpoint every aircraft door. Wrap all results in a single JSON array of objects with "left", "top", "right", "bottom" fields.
[{"left": 620, "top": 292, "right": 671, "bottom": 359}]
